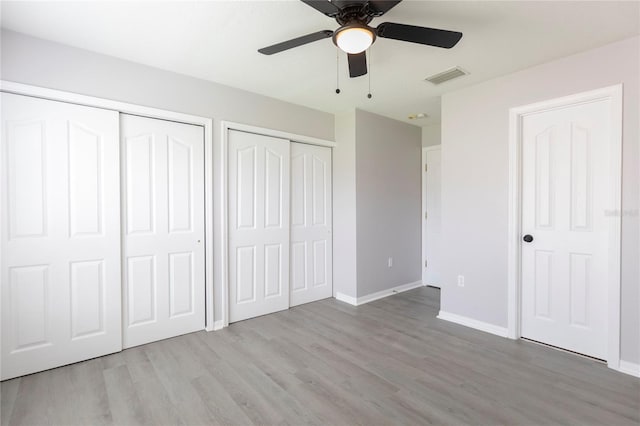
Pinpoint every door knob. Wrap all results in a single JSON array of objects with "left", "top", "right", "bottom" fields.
[{"left": 523, "top": 234, "right": 534, "bottom": 243}]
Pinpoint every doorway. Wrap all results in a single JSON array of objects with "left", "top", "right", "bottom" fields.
[
  {"left": 507, "top": 85, "right": 622, "bottom": 367},
  {"left": 422, "top": 145, "right": 442, "bottom": 287}
]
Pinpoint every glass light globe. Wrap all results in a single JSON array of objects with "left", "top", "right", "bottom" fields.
[{"left": 335, "top": 26, "right": 374, "bottom": 54}]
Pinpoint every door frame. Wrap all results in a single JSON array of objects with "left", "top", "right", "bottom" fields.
[
  {"left": 220, "top": 121, "right": 335, "bottom": 327},
  {"left": 422, "top": 145, "right": 441, "bottom": 287},
  {"left": 507, "top": 84, "right": 623, "bottom": 369},
  {"left": 0, "top": 80, "right": 216, "bottom": 332}
]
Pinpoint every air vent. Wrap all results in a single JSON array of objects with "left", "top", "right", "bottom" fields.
[{"left": 425, "top": 67, "right": 468, "bottom": 85}]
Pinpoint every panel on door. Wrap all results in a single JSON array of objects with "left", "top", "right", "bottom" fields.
[
  {"left": 520, "top": 99, "right": 611, "bottom": 360},
  {"left": 1, "top": 93, "right": 121, "bottom": 380},
  {"left": 290, "top": 143, "right": 332, "bottom": 307},
  {"left": 423, "top": 147, "right": 442, "bottom": 287},
  {"left": 121, "top": 114, "right": 205, "bottom": 348},
  {"left": 228, "top": 130, "right": 290, "bottom": 322}
]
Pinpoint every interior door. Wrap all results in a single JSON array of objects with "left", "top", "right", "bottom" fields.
[
  {"left": 1, "top": 93, "right": 121, "bottom": 380},
  {"left": 290, "top": 142, "right": 332, "bottom": 307},
  {"left": 121, "top": 114, "right": 205, "bottom": 348},
  {"left": 520, "top": 99, "right": 612, "bottom": 360},
  {"left": 228, "top": 130, "right": 290, "bottom": 322},
  {"left": 423, "top": 147, "right": 442, "bottom": 287}
]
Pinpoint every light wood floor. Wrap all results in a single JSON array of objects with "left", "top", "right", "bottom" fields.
[{"left": 2, "top": 287, "right": 639, "bottom": 425}]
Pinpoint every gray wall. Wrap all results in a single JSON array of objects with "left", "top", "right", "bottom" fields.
[
  {"left": 355, "top": 110, "right": 422, "bottom": 296},
  {"left": 1, "top": 30, "right": 335, "bottom": 324},
  {"left": 0, "top": 30, "right": 334, "bottom": 141},
  {"left": 441, "top": 36, "right": 639, "bottom": 364},
  {"left": 422, "top": 124, "right": 441, "bottom": 147}
]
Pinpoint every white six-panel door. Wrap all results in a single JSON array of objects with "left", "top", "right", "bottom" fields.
[
  {"left": 228, "top": 130, "right": 290, "bottom": 322},
  {"left": 120, "top": 114, "right": 205, "bottom": 348},
  {"left": 1, "top": 93, "right": 122, "bottom": 380},
  {"left": 521, "top": 99, "right": 611, "bottom": 359},
  {"left": 290, "top": 142, "right": 333, "bottom": 307}
]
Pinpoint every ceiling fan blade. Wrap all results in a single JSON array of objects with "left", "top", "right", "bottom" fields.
[
  {"left": 367, "top": 1, "right": 402, "bottom": 17},
  {"left": 300, "top": 0, "right": 341, "bottom": 17},
  {"left": 376, "top": 22, "right": 462, "bottom": 48},
  {"left": 348, "top": 52, "right": 367, "bottom": 78},
  {"left": 258, "top": 30, "right": 333, "bottom": 55}
]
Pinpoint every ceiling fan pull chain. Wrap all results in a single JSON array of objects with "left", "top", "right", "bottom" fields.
[
  {"left": 367, "top": 48, "right": 372, "bottom": 99},
  {"left": 335, "top": 48, "right": 341, "bottom": 94}
]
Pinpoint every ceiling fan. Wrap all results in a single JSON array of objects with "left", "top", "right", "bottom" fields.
[{"left": 258, "top": 0, "right": 463, "bottom": 78}]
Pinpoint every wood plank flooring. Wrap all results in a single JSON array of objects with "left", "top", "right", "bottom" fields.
[{"left": 2, "top": 287, "right": 639, "bottom": 425}]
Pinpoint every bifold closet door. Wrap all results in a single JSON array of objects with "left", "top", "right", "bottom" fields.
[
  {"left": 228, "top": 130, "right": 290, "bottom": 322},
  {"left": 1, "top": 93, "right": 122, "bottom": 380},
  {"left": 121, "top": 114, "right": 205, "bottom": 348},
  {"left": 290, "top": 143, "right": 333, "bottom": 306}
]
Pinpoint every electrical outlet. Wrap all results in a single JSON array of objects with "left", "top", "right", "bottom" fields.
[
  {"left": 457, "top": 275, "right": 465, "bottom": 287},
  {"left": 388, "top": 257, "right": 393, "bottom": 268}
]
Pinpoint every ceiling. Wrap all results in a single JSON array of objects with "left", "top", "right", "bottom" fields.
[{"left": 1, "top": 1, "right": 638, "bottom": 126}]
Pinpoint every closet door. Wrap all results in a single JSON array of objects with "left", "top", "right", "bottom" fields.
[
  {"left": 1, "top": 93, "right": 121, "bottom": 380},
  {"left": 228, "top": 130, "right": 290, "bottom": 322},
  {"left": 290, "top": 143, "right": 333, "bottom": 306},
  {"left": 121, "top": 114, "right": 205, "bottom": 348}
]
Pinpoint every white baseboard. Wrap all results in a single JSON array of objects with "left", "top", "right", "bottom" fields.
[
  {"left": 212, "top": 320, "right": 225, "bottom": 331},
  {"left": 335, "top": 292, "right": 358, "bottom": 305},
  {"left": 437, "top": 310, "right": 509, "bottom": 338},
  {"left": 423, "top": 282, "right": 441, "bottom": 289},
  {"left": 436, "top": 312, "right": 639, "bottom": 377},
  {"left": 335, "top": 280, "right": 424, "bottom": 306},
  {"left": 615, "top": 360, "right": 640, "bottom": 378}
]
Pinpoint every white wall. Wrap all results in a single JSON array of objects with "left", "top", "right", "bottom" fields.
[
  {"left": 333, "top": 111, "right": 358, "bottom": 298},
  {"left": 441, "top": 36, "right": 639, "bottom": 364},
  {"left": 422, "top": 124, "right": 441, "bottom": 147},
  {"left": 355, "top": 110, "right": 422, "bottom": 296},
  {"left": 1, "top": 30, "right": 335, "bottom": 325}
]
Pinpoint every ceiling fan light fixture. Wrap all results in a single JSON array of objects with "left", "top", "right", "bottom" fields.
[
  {"left": 333, "top": 24, "right": 375, "bottom": 54},
  {"left": 408, "top": 113, "right": 429, "bottom": 120}
]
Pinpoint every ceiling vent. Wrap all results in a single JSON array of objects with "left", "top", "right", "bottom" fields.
[{"left": 425, "top": 67, "right": 468, "bottom": 85}]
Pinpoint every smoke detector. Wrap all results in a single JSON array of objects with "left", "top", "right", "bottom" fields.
[{"left": 425, "top": 66, "right": 469, "bottom": 85}]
